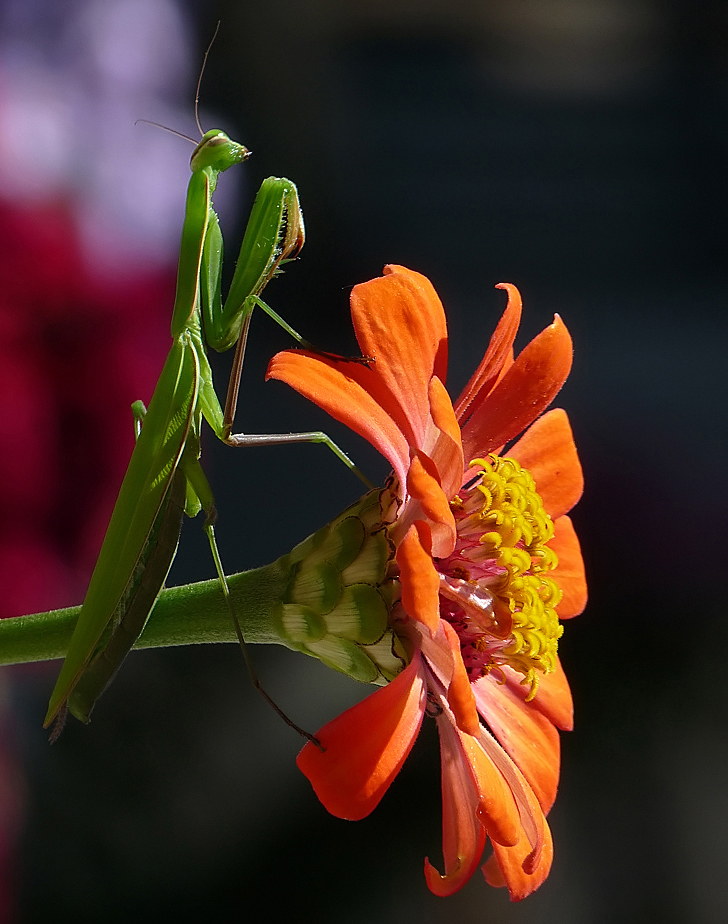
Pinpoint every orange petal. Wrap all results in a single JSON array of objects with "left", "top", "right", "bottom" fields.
[
  {"left": 383, "top": 266, "right": 449, "bottom": 386},
  {"left": 477, "top": 729, "right": 548, "bottom": 878},
  {"left": 427, "top": 376, "right": 464, "bottom": 501},
  {"left": 424, "top": 715, "right": 488, "bottom": 896},
  {"left": 460, "top": 315, "right": 573, "bottom": 463},
  {"left": 473, "top": 676, "right": 560, "bottom": 813},
  {"left": 396, "top": 523, "right": 441, "bottom": 634},
  {"left": 483, "top": 818, "right": 553, "bottom": 901},
  {"left": 349, "top": 265, "right": 448, "bottom": 452},
  {"left": 455, "top": 283, "right": 522, "bottom": 423},
  {"left": 406, "top": 452, "right": 457, "bottom": 557},
  {"left": 441, "top": 621, "right": 480, "bottom": 737},
  {"left": 455, "top": 726, "right": 521, "bottom": 848},
  {"left": 267, "top": 350, "right": 411, "bottom": 486},
  {"left": 508, "top": 408, "right": 583, "bottom": 519},
  {"left": 550, "top": 515, "right": 587, "bottom": 618},
  {"left": 501, "top": 661, "right": 573, "bottom": 732},
  {"left": 296, "top": 652, "right": 426, "bottom": 820}
]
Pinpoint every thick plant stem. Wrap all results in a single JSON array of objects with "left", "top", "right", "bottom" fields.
[{"left": 0, "top": 560, "right": 290, "bottom": 666}]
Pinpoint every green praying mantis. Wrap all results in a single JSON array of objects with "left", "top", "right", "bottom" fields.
[{"left": 43, "top": 121, "right": 367, "bottom": 740}]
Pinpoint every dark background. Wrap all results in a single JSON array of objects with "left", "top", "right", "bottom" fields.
[{"left": 1, "top": 1, "right": 727, "bottom": 922}]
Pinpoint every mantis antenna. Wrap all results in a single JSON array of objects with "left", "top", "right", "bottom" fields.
[
  {"left": 134, "top": 120, "right": 197, "bottom": 144},
  {"left": 195, "top": 20, "right": 221, "bottom": 137},
  {"left": 136, "top": 20, "right": 222, "bottom": 144}
]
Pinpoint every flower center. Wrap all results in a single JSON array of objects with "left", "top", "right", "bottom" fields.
[{"left": 437, "top": 454, "right": 563, "bottom": 700}]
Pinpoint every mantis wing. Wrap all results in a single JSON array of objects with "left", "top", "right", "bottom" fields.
[
  {"left": 66, "top": 467, "right": 188, "bottom": 723},
  {"left": 44, "top": 335, "right": 199, "bottom": 726}
]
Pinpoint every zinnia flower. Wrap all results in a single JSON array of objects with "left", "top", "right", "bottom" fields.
[{"left": 267, "top": 265, "right": 586, "bottom": 899}]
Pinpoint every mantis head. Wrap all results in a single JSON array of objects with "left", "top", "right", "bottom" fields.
[{"left": 191, "top": 129, "right": 250, "bottom": 174}]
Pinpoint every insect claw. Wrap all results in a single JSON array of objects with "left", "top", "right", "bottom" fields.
[
  {"left": 48, "top": 703, "right": 69, "bottom": 745},
  {"left": 307, "top": 346, "right": 375, "bottom": 366}
]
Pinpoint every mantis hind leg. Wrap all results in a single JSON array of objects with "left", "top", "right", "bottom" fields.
[
  {"left": 203, "top": 515, "right": 321, "bottom": 749},
  {"left": 183, "top": 454, "right": 323, "bottom": 748}
]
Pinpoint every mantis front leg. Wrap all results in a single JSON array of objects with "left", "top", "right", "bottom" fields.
[{"left": 199, "top": 177, "right": 373, "bottom": 488}]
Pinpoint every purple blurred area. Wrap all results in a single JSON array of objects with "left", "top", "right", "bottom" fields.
[{"left": 1, "top": 1, "right": 727, "bottom": 923}]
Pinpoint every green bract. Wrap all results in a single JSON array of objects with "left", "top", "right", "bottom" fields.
[{"left": 274, "top": 490, "right": 405, "bottom": 684}]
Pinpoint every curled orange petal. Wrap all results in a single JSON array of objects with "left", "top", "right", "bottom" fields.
[
  {"left": 441, "top": 621, "right": 480, "bottom": 737},
  {"left": 425, "top": 716, "right": 488, "bottom": 896},
  {"left": 427, "top": 375, "right": 464, "bottom": 501},
  {"left": 477, "top": 729, "right": 547, "bottom": 878},
  {"left": 396, "top": 523, "right": 441, "bottom": 634},
  {"left": 473, "top": 675, "right": 560, "bottom": 813},
  {"left": 508, "top": 408, "right": 583, "bottom": 519},
  {"left": 483, "top": 819, "right": 553, "bottom": 901},
  {"left": 455, "top": 282, "right": 522, "bottom": 423},
  {"left": 454, "top": 727, "right": 521, "bottom": 848},
  {"left": 406, "top": 451, "right": 457, "bottom": 557},
  {"left": 461, "top": 315, "right": 573, "bottom": 463}
]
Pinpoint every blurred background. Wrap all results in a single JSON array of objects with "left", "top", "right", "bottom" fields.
[{"left": 0, "top": 0, "right": 726, "bottom": 921}]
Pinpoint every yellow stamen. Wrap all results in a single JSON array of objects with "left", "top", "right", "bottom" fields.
[{"left": 461, "top": 455, "right": 564, "bottom": 700}]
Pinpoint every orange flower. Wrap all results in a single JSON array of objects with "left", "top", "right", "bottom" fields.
[{"left": 267, "top": 265, "right": 586, "bottom": 899}]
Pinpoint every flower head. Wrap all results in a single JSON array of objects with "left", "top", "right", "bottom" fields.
[{"left": 267, "top": 265, "right": 586, "bottom": 899}]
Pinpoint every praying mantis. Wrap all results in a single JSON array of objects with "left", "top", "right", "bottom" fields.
[{"left": 43, "top": 125, "right": 365, "bottom": 738}]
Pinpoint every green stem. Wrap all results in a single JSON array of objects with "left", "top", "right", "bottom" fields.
[{"left": 0, "top": 560, "right": 290, "bottom": 666}]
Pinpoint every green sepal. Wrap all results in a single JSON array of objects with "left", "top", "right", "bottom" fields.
[
  {"left": 360, "top": 630, "right": 408, "bottom": 684},
  {"left": 340, "top": 530, "right": 392, "bottom": 586},
  {"left": 289, "top": 561, "right": 342, "bottom": 614},
  {"left": 298, "top": 515, "right": 366, "bottom": 573},
  {"left": 304, "top": 637, "right": 380, "bottom": 684},
  {"left": 279, "top": 604, "right": 327, "bottom": 643},
  {"left": 324, "top": 584, "right": 388, "bottom": 644},
  {"left": 286, "top": 512, "right": 365, "bottom": 571}
]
